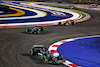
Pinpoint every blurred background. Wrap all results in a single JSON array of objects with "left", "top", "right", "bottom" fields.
[{"left": 2, "top": 0, "right": 100, "bottom": 4}]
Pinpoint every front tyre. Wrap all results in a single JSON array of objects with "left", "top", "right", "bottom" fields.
[
  {"left": 43, "top": 55, "right": 47, "bottom": 63},
  {"left": 30, "top": 49, "right": 34, "bottom": 55},
  {"left": 37, "top": 30, "right": 41, "bottom": 34}
]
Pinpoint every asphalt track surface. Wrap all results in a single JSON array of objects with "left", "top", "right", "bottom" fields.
[{"left": 0, "top": 4, "right": 100, "bottom": 67}]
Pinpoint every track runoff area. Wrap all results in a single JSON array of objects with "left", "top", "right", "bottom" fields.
[
  {"left": 49, "top": 35, "right": 100, "bottom": 67},
  {"left": 0, "top": 1, "right": 90, "bottom": 28}
]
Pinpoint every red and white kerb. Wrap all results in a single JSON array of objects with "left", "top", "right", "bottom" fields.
[{"left": 48, "top": 38, "right": 80, "bottom": 67}]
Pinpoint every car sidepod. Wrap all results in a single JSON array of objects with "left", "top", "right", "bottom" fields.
[{"left": 38, "top": 53, "right": 43, "bottom": 59}]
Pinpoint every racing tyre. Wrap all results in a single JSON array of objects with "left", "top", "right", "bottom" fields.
[
  {"left": 58, "top": 22, "right": 62, "bottom": 26},
  {"left": 26, "top": 29, "right": 29, "bottom": 33},
  {"left": 43, "top": 55, "right": 47, "bottom": 63},
  {"left": 26, "top": 29, "right": 28, "bottom": 33},
  {"left": 26, "top": 29, "right": 30, "bottom": 34},
  {"left": 41, "top": 27, "right": 44, "bottom": 32},
  {"left": 37, "top": 30, "right": 41, "bottom": 34},
  {"left": 30, "top": 48, "right": 36, "bottom": 55},
  {"left": 30, "top": 49, "right": 33, "bottom": 55}
]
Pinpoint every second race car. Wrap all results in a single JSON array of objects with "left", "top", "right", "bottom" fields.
[{"left": 26, "top": 26, "right": 44, "bottom": 34}]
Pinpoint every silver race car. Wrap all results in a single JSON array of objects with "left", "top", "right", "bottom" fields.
[
  {"left": 26, "top": 26, "right": 44, "bottom": 34},
  {"left": 30, "top": 45, "right": 65, "bottom": 64}
]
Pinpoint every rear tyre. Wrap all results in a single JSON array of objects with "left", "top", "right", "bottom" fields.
[
  {"left": 30, "top": 49, "right": 33, "bottom": 55},
  {"left": 26, "top": 29, "right": 30, "bottom": 34},
  {"left": 58, "top": 22, "right": 62, "bottom": 26},
  {"left": 41, "top": 27, "right": 44, "bottom": 32}
]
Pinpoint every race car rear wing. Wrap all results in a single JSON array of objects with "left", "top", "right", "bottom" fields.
[{"left": 33, "top": 45, "right": 44, "bottom": 48}]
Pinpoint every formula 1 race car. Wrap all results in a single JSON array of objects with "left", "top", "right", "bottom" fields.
[
  {"left": 26, "top": 26, "right": 44, "bottom": 34},
  {"left": 30, "top": 45, "right": 65, "bottom": 64},
  {"left": 58, "top": 20, "right": 75, "bottom": 26},
  {"left": 89, "top": 3, "right": 98, "bottom": 7},
  {"left": 69, "top": 4, "right": 76, "bottom": 9},
  {"left": 90, "top": 4, "right": 98, "bottom": 7}
]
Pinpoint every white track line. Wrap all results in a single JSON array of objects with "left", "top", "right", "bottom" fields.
[{"left": 0, "top": 4, "right": 46, "bottom": 20}]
